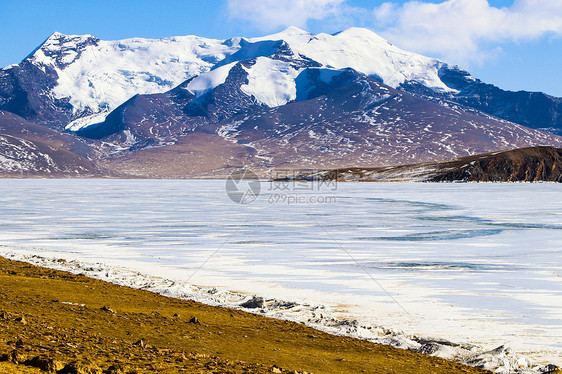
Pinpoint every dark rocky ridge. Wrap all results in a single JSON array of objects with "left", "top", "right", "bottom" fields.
[
  {"left": 430, "top": 146, "right": 562, "bottom": 182},
  {"left": 402, "top": 65, "right": 562, "bottom": 136},
  {"left": 300, "top": 146, "right": 562, "bottom": 183},
  {"left": 0, "top": 61, "right": 73, "bottom": 130}
]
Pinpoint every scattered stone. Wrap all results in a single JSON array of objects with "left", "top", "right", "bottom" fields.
[
  {"left": 188, "top": 317, "right": 200, "bottom": 324},
  {"left": 15, "top": 316, "right": 27, "bottom": 325},
  {"left": 418, "top": 342, "right": 441, "bottom": 355},
  {"left": 60, "top": 361, "right": 102, "bottom": 374},
  {"left": 15, "top": 338, "right": 24, "bottom": 347},
  {"left": 27, "top": 356, "right": 66, "bottom": 372},
  {"left": 241, "top": 296, "right": 266, "bottom": 309},
  {"left": 0, "top": 311, "right": 8, "bottom": 319},
  {"left": 173, "top": 313, "right": 180, "bottom": 318},
  {"left": 9, "top": 349, "right": 28, "bottom": 364},
  {"left": 541, "top": 364, "right": 559, "bottom": 373},
  {"left": 133, "top": 339, "right": 145, "bottom": 348},
  {"left": 100, "top": 306, "right": 115, "bottom": 313},
  {"left": 57, "top": 259, "right": 68, "bottom": 263},
  {"left": 271, "top": 366, "right": 282, "bottom": 373},
  {"left": 105, "top": 363, "right": 127, "bottom": 374}
]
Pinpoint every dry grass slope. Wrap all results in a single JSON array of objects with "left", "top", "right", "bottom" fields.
[{"left": 0, "top": 257, "right": 495, "bottom": 374}]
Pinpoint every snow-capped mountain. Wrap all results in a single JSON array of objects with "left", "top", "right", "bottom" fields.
[
  {"left": 1, "top": 27, "right": 562, "bottom": 177},
  {"left": 1, "top": 31, "right": 244, "bottom": 131},
  {"left": 0, "top": 27, "right": 454, "bottom": 131},
  {"left": 81, "top": 63, "right": 562, "bottom": 174}
]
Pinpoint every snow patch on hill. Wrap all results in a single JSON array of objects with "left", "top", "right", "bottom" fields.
[
  {"left": 186, "top": 62, "right": 238, "bottom": 97},
  {"left": 241, "top": 58, "right": 300, "bottom": 107},
  {"left": 65, "top": 112, "right": 110, "bottom": 132},
  {"left": 251, "top": 26, "right": 313, "bottom": 46}
]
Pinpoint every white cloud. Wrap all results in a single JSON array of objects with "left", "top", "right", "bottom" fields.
[
  {"left": 226, "top": 0, "right": 562, "bottom": 66},
  {"left": 373, "top": 0, "right": 562, "bottom": 65},
  {"left": 226, "top": 0, "right": 346, "bottom": 31}
]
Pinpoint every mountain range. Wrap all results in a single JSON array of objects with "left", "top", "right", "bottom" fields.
[{"left": 1, "top": 27, "right": 561, "bottom": 178}]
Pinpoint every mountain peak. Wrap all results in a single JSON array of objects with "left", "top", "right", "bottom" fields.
[
  {"left": 22, "top": 31, "right": 72, "bottom": 63},
  {"left": 252, "top": 26, "right": 312, "bottom": 44},
  {"left": 333, "top": 27, "right": 391, "bottom": 44},
  {"left": 3, "top": 26, "right": 562, "bottom": 177},
  {"left": 48, "top": 31, "right": 65, "bottom": 39},
  {"left": 44, "top": 31, "right": 95, "bottom": 43},
  {"left": 36, "top": 31, "right": 98, "bottom": 57},
  {"left": 279, "top": 26, "right": 309, "bottom": 35}
]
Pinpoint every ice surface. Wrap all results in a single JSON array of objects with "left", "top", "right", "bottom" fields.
[
  {"left": 0, "top": 180, "right": 560, "bottom": 373},
  {"left": 65, "top": 111, "right": 111, "bottom": 132}
]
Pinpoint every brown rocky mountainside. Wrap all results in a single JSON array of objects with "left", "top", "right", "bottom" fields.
[
  {"left": 1, "top": 105, "right": 561, "bottom": 181},
  {"left": 0, "top": 111, "right": 104, "bottom": 177},
  {"left": 298, "top": 146, "right": 562, "bottom": 183},
  {"left": 3, "top": 67, "right": 562, "bottom": 178},
  {"left": 80, "top": 67, "right": 562, "bottom": 175}
]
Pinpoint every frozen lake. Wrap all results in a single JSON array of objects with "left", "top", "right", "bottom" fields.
[{"left": 0, "top": 179, "right": 561, "bottom": 370}]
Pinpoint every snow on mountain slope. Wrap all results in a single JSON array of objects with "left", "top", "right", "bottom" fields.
[
  {"left": 175, "top": 26, "right": 452, "bottom": 108},
  {"left": 84, "top": 61, "right": 562, "bottom": 175},
  {"left": 8, "top": 27, "right": 461, "bottom": 132},
  {"left": 240, "top": 58, "right": 300, "bottom": 107},
  {"left": 29, "top": 32, "right": 243, "bottom": 130},
  {"left": 186, "top": 62, "right": 238, "bottom": 97},
  {"left": 251, "top": 27, "right": 453, "bottom": 92}
]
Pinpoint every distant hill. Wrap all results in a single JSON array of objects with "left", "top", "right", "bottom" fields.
[
  {"left": 0, "top": 111, "right": 103, "bottom": 176},
  {"left": 296, "top": 147, "right": 562, "bottom": 183}
]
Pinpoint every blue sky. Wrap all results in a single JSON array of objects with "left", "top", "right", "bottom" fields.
[{"left": 1, "top": 0, "right": 560, "bottom": 96}]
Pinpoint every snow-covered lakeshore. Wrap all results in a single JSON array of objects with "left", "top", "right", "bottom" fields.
[{"left": 0, "top": 180, "right": 561, "bottom": 373}]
